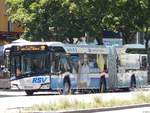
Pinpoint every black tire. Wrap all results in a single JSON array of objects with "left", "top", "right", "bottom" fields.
[
  {"left": 100, "top": 76, "right": 106, "bottom": 93},
  {"left": 63, "top": 80, "right": 70, "bottom": 95},
  {"left": 25, "top": 90, "right": 34, "bottom": 96}
]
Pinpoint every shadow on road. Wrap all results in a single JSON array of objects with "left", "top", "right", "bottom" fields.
[{"left": 0, "top": 88, "right": 132, "bottom": 98}]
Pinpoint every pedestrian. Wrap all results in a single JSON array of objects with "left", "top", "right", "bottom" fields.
[
  {"left": 100, "top": 64, "right": 108, "bottom": 92},
  {"left": 130, "top": 70, "right": 136, "bottom": 89}
]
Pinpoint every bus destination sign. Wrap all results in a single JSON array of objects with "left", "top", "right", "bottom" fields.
[{"left": 18, "top": 45, "right": 47, "bottom": 51}]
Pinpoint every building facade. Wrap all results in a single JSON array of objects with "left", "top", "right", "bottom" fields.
[{"left": 0, "top": 0, "right": 23, "bottom": 45}]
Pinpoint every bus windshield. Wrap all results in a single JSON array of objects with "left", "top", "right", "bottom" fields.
[
  {"left": 22, "top": 53, "right": 50, "bottom": 74},
  {"left": 11, "top": 52, "right": 50, "bottom": 77}
]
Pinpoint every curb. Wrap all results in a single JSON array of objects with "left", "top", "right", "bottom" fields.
[{"left": 21, "top": 103, "right": 150, "bottom": 113}]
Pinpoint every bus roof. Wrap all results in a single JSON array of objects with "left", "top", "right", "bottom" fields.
[
  {"left": 3, "top": 41, "right": 146, "bottom": 55},
  {"left": 64, "top": 44, "right": 108, "bottom": 54},
  {"left": 46, "top": 42, "right": 64, "bottom": 47},
  {"left": 46, "top": 42, "right": 108, "bottom": 54},
  {"left": 4, "top": 42, "right": 46, "bottom": 49},
  {"left": 123, "top": 44, "right": 145, "bottom": 49},
  {"left": 116, "top": 44, "right": 146, "bottom": 54}
]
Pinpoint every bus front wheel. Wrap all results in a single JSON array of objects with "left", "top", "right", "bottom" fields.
[{"left": 25, "top": 90, "right": 34, "bottom": 96}]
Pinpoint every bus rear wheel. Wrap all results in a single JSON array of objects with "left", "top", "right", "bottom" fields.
[{"left": 25, "top": 90, "right": 34, "bottom": 96}]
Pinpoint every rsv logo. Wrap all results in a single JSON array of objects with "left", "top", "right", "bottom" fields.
[{"left": 32, "top": 77, "right": 48, "bottom": 83}]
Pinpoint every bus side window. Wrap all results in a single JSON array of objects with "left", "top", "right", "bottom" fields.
[
  {"left": 70, "top": 54, "right": 79, "bottom": 74},
  {"left": 51, "top": 53, "right": 59, "bottom": 73},
  {"left": 16, "top": 56, "right": 21, "bottom": 76},
  {"left": 16, "top": 68, "right": 21, "bottom": 76},
  {"left": 59, "top": 53, "right": 71, "bottom": 73},
  {"left": 89, "top": 54, "right": 101, "bottom": 73}
]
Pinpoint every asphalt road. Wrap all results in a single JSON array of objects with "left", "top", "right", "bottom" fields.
[{"left": 0, "top": 90, "right": 150, "bottom": 113}]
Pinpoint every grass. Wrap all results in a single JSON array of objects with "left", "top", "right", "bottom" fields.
[{"left": 24, "top": 92, "right": 150, "bottom": 112}]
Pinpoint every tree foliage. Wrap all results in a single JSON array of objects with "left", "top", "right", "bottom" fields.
[
  {"left": 6, "top": 0, "right": 150, "bottom": 43},
  {"left": 103, "top": 0, "right": 150, "bottom": 43}
]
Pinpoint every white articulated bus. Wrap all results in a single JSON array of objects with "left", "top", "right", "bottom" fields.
[{"left": 3, "top": 42, "right": 149, "bottom": 95}]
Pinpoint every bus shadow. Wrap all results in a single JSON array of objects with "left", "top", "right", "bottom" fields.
[
  {"left": 26, "top": 91, "right": 60, "bottom": 96},
  {"left": 0, "top": 89, "right": 131, "bottom": 97},
  {"left": 0, "top": 95, "right": 21, "bottom": 98}
]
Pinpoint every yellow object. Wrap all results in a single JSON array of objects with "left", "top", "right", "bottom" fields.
[{"left": 96, "top": 54, "right": 105, "bottom": 72}]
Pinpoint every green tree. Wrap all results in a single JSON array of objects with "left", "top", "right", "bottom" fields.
[
  {"left": 6, "top": 0, "right": 64, "bottom": 41},
  {"left": 103, "top": 0, "right": 150, "bottom": 43},
  {"left": 6, "top": 0, "right": 150, "bottom": 43},
  {"left": 6, "top": 0, "right": 84, "bottom": 41},
  {"left": 6, "top": 0, "right": 112, "bottom": 41}
]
